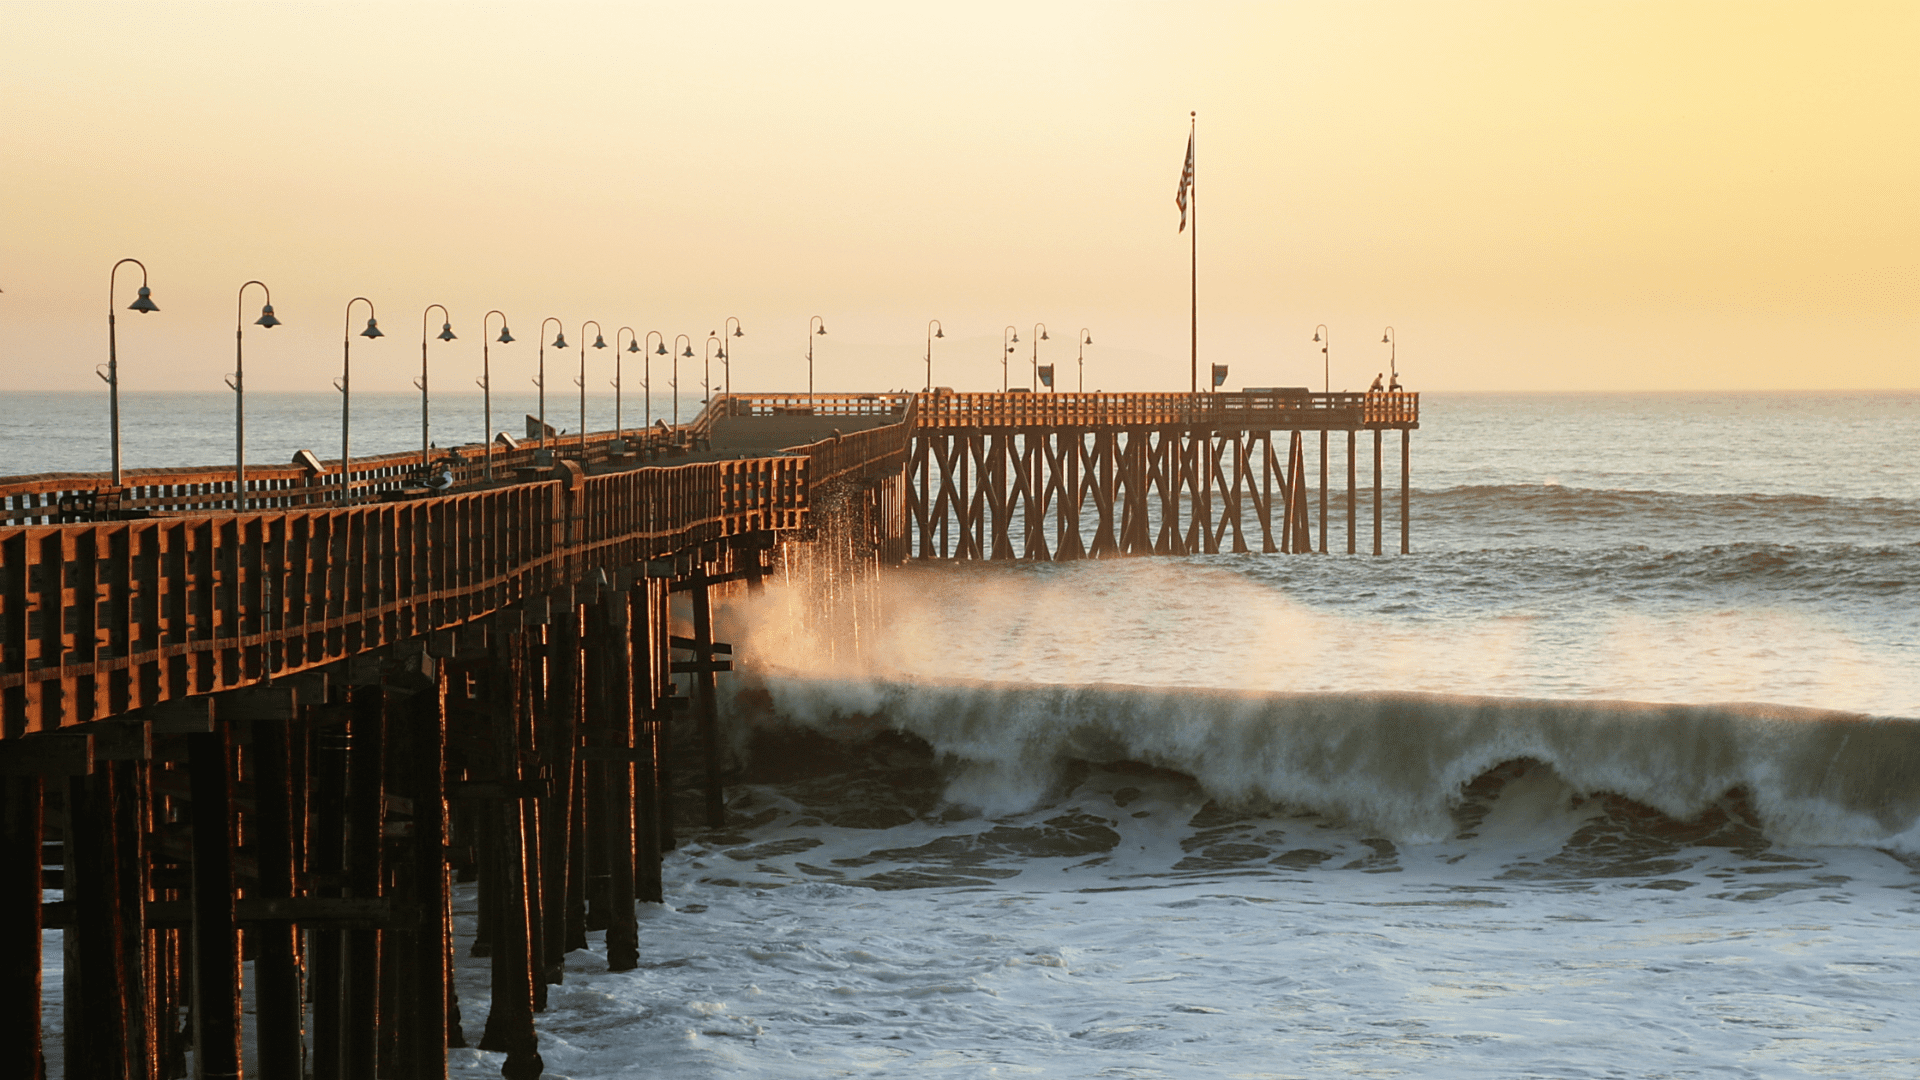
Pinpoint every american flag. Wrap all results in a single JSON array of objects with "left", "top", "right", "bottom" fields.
[{"left": 1176, "top": 132, "right": 1194, "bottom": 232}]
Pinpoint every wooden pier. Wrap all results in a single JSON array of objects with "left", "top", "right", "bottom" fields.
[{"left": 0, "top": 387, "right": 1416, "bottom": 1079}]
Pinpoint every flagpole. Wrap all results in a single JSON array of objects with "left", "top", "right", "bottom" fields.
[{"left": 1189, "top": 110, "right": 1197, "bottom": 394}]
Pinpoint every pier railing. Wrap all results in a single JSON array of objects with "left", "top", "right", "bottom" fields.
[{"left": 913, "top": 389, "right": 1418, "bottom": 430}]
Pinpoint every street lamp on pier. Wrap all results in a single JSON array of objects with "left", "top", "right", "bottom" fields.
[
  {"left": 1078, "top": 329, "right": 1092, "bottom": 392},
  {"left": 1030, "top": 323, "right": 1050, "bottom": 392},
  {"left": 480, "top": 312, "right": 513, "bottom": 480},
  {"left": 336, "top": 298, "right": 383, "bottom": 503},
  {"left": 418, "top": 305, "right": 456, "bottom": 470},
  {"left": 807, "top": 316, "right": 826, "bottom": 410},
  {"left": 644, "top": 331, "right": 665, "bottom": 432},
  {"left": 537, "top": 318, "right": 566, "bottom": 449},
  {"left": 100, "top": 258, "right": 159, "bottom": 485},
  {"left": 673, "top": 334, "right": 693, "bottom": 428},
  {"left": 615, "top": 327, "right": 639, "bottom": 448},
  {"left": 1381, "top": 327, "right": 1397, "bottom": 386},
  {"left": 1313, "top": 325, "right": 1330, "bottom": 393},
  {"left": 705, "top": 334, "right": 725, "bottom": 408},
  {"left": 722, "top": 317, "right": 744, "bottom": 398},
  {"left": 228, "top": 280, "right": 280, "bottom": 509},
  {"left": 1002, "top": 326, "right": 1018, "bottom": 392},
  {"left": 576, "top": 321, "right": 606, "bottom": 453},
  {"left": 925, "top": 319, "right": 944, "bottom": 392}
]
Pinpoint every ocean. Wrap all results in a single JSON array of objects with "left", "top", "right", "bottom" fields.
[{"left": 19, "top": 390, "right": 1920, "bottom": 1077}]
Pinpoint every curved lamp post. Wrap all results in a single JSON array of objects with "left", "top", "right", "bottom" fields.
[
  {"left": 228, "top": 280, "right": 279, "bottom": 509},
  {"left": 1077, "top": 328, "right": 1092, "bottom": 392},
  {"left": 336, "top": 298, "right": 383, "bottom": 503},
  {"left": 614, "top": 327, "right": 639, "bottom": 447},
  {"left": 576, "top": 321, "right": 606, "bottom": 453},
  {"left": 723, "top": 317, "right": 744, "bottom": 398},
  {"left": 806, "top": 316, "right": 826, "bottom": 410},
  {"left": 417, "top": 306, "right": 456, "bottom": 470},
  {"left": 100, "top": 258, "right": 159, "bottom": 484},
  {"left": 1381, "top": 326, "right": 1397, "bottom": 385},
  {"left": 644, "top": 331, "right": 665, "bottom": 432},
  {"left": 705, "top": 334, "right": 725, "bottom": 408},
  {"left": 481, "top": 311, "right": 514, "bottom": 480},
  {"left": 1030, "top": 323, "right": 1050, "bottom": 392},
  {"left": 672, "top": 334, "right": 694, "bottom": 428},
  {"left": 537, "top": 317, "right": 566, "bottom": 448},
  {"left": 1001, "top": 325, "right": 1019, "bottom": 392},
  {"left": 1313, "top": 324, "right": 1330, "bottom": 393},
  {"left": 924, "top": 319, "right": 944, "bottom": 391}
]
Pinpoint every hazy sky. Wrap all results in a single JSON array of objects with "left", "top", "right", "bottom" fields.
[{"left": 2, "top": 1, "right": 1913, "bottom": 395}]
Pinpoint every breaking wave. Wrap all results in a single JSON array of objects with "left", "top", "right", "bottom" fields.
[{"left": 744, "top": 678, "right": 1920, "bottom": 853}]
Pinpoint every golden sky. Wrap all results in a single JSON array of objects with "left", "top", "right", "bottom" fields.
[{"left": 1, "top": 0, "right": 1913, "bottom": 394}]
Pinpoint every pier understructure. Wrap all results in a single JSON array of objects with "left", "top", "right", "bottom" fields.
[{"left": 0, "top": 387, "right": 1415, "bottom": 1079}]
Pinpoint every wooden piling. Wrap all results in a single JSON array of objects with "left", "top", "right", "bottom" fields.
[
  {"left": 689, "top": 564, "right": 725, "bottom": 829},
  {"left": 1401, "top": 429, "right": 1411, "bottom": 555},
  {"left": 248, "top": 689, "right": 306, "bottom": 1080},
  {"left": 342, "top": 683, "right": 387, "bottom": 1080},
  {"left": 1372, "top": 429, "right": 1384, "bottom": 556},
  {"left": 187, "top": 727, "right": 242, "bottom": 1080},
  {"left": 0, "top": 774, "right": 44, "bottom": 1080}
]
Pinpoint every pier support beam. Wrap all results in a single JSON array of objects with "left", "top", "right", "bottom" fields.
[
  {"left": 1318, "top": 431, "right": 1328, "bottom": 554},
  {"left": 188, "top": 726, "right": 242, "bottom": 1080},
  {"left": 1347, "top": 430, "right": 1357, "bottom": 555},
  {"left": 1401, "top": 429, "right": 1411, "bottom": 555},
  {"left": 0, "top": 774, "right": 43, "bottom": 1080},
  {"left": 1372, "top": 429, "right": 1383, "bottom": 556}
]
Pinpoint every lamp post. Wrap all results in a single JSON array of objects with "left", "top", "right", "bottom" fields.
[
  {"left": 100, "top": 258, "right": 159, "bottom": 485},
  {"left": 576, "top": 321, "right": 606, "bottom": 454},
  {"left": 480, "top": 311, "right": 513, "bottom": 480},
  {"left": 537, "top": 317, "right": 566, "bottom": 449},
  {"left": 924, "top": 319, "right": 944, "bottom": 391},
  {"left": 705, "top": 334, "right": 725, "bottom": 407},
  {"left": 336, "top": 298, "right": 383, "bottom": 503},
  {"left": 1078, "top": 329, "right": 1092, "bottom": 392},
  {"left": 1313, "top": 324, "right": 1330, "bottom": 393},
  {"left": 806, "top": 316, "right": 826, "bottom": 410},
  {"left": 1030, "top": 323, "right": 1050, "bottom": 392},
  {"left": 722, "top": 317, "right": 744, "bottom": 398},
  {"left": 418, "top": 306, "right": 456, "bottom": 470},
  {"left": 673, "top": 334, "right": 693, "bottom": 428},
  {"left": 644, "top": 331, "right": 665, "bottom": 432},
  {"left": 615, "top": 327, "right": 638, "bottom": 447},
  {"left": 1381, "top": 326, "right": 1397, "bottom": 385},
  {"left": 228, "top": 280, "right": 280, "bottom": 509},
  {"left": 1001, "top": 326, "right": 1019, "bottom": 392}
]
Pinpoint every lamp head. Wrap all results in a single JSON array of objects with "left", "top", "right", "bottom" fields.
[
  {"left": 438, "top": 322, "right": 457, "bottom": 342},
  {"left": 1381, "top": 332, "right": 1391, "bottom": 343},
  {"left": 361, "top": 317, "right": 383, "bottom": 339},
  {"left": 682, "top": 344, "right": 695, "bottom": 358},
  {"left": 497, "top": 325, "right": 515, "bottom": 344},
  {"left": 1312, "top": 331, "right": 1321, "bottom": 343},
  {"left": 934, "top": 327, "right": 944, "bottom": 339},
  {"left": 129, "top": 286, "right": 159, "bottom": 314},
  {"left": 1040, "top": 329, "right": 1050, "bottom": 341},
  {"left": 1011, "top": 332, "right": 1019, "bottom": 343},
  {"left": 626, "top": 339, "right": 641, "bottom": 353},
  {"left": 815, "top": 324, "right": 827, "bottom": 335},
  {"left": 655, "top": 342, "right": 668, "bottom": 355},
  {"left": 254, "top": 304, "right": 280, "bottom": 329},
  {"left": 551, "top": 332, "right": 568, "bottom": 349},
  {"left": 1083, "top": 333, "right": 1092, "bottom": 345},
  {"left": 592, "top": 333, "right": 607, "bottom": 349},
  {"left": 733, "top": 326, "right": 744, "bottom": 337}
]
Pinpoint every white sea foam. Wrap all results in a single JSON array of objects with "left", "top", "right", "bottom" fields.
[{"left": 749, "top": 676, "right": 1920, "bottom": 851}]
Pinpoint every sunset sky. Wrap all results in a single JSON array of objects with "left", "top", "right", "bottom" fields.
[{"left": 1, "top": 1, "right": 1913, "bottom": 395}]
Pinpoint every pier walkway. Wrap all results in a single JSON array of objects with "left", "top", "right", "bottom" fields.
[{"left": 0, "top": 387, "right": 1416, "bottom": 1080}]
